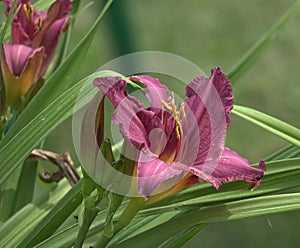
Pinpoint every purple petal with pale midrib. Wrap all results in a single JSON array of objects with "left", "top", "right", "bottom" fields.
[
  {"left": 2, "top": 43, "right": 41, "bottom": 76},
  {"left": 177, "top": 68, "right": 232, "bottom": 168},
  {"left": 137, "top": 152, "right": 183, "bottom": 198}
]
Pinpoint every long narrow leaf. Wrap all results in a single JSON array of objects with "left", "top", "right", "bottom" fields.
[
  {"left": 18, "top": 181, "right": 83, "bottom": 248},
  {"left": 0, "top": 204, "right": 48, "bottom": 248},
  {"left": 32, "top": 159, "right": 300, "bottom": 247},
  {"left": 0, "top": 70, "right": 134, "bottom": 185},
  {"left": 0, "top": 177, "right": 72, "bottom": 247},
  {"left": 0, "top": 0, "right": 18, "bottom": 43},
  {"left": 232, "top": 105, "right": 300, "bottom": 146},
  {"left": 114, "top": 193, "right": 300, "bottom": 248},
  {"left": 12, "top": 160, "right": 38, "bottom": 213},
  {"left": 265, "top": 144, "right": 300, "bottom": 161},
  {"left": 227, "top": 0, "right": 300, "bottom": 82},
  {"left": 160, "top": 224, "right": 207, "bottom": 248}
]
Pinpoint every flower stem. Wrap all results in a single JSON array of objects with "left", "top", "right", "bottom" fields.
[
  {"left": 74, "top": 207, "right": 99, "bottom": 248},
  {"left": 94, "top": 197, "right": 146, "bottom": 248},
  {"left": 74, "top": 171, "right": 104, "bottom": 248}
]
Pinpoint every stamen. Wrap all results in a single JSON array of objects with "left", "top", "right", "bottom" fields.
[
  {"left": 23, "top": 4, "right": 29, "bottom": 19},
  {"left": 161, "top": 100, "right": 173, "bottom": 111},
  {"left": 23, "top": 4, "right": 34, "bottom": 21},
  {"left": 37, "top": 16, "right": 43, "bottom": 30},
  {"left": 173, "top": 104, "right": 178, "bottom": 120},
  {"left": 180, "top": 102, "right": 186, "bottom": 118},
  {"left": 161, "top": 98, "right": 183, "bottom": 140},
  {"left": 175, "top": 125, "right": 181, "bottom": 139},
  {"left": 28, "top": 4, "right": 34, "bottom": 15},
  {"left": 28, "top": 4, "right": 34, "bottom": 21}
]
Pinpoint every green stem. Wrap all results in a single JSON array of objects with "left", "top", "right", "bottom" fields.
[
  {"left": 74, "top": 207, "right": 99, "bottom": 248},
  {"left": 94, "top": 197, "right": 146, "bottom": 248},
  {"left": 74, "top": 171, "right": 104, "bottom": 247}
]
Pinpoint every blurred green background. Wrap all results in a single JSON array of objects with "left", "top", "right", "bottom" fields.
[{"left": 45, "top": 0, "right": 300, "bottom": 247}]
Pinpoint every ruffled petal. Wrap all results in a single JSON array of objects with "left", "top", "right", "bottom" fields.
[
  {"left": 94, "top": 76, "right": 160, "bottom": 151},
  {"left": 137, "top": 152, "right": 183, "bottom": 198},
  {"left": 190, "top": 148, "right": 266, "bottom": 189},
  {"left": 94, "top": 76, "right": 129, "bottom": 108},
  {"left": 177, "top": 68, "right": 231, "bottom": 167},
  {"left": 186, "top": 68, "right": 233, "bottom": 127},
  {"left": 129, "top": 75, "right": 169, "bottom": 112},
  {"left": 209, "top": 67, "right": 233, "bottom": 125}
]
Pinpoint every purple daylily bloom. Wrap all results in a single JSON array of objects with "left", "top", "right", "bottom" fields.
[
  {"left": 94, "top": 68, "right": 266, "bottom": 198},
  {"left": 3, "top": 0, "right": 72, "bottom": 77},
  {"left": 1, "top": 0, "right": 72, "bottom": 106},
  {"left": 1, "top": 43, "right": 44, "bottom": 106}
]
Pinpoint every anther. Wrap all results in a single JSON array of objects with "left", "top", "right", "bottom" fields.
[
  {"left": 161, "top": 100, "right": 173, "bottom": 111},
  {"left": 23, "top": 4, "right": 29, "bottom": 19},
  {"left": 180, "top": 102, "right": 186, "bottom": 118},
  {"left": 37, "top": 16, "right": 43, "bottom": 30},
  {"left": 175, "top": 125, "right": 181, "bottom": 139}
]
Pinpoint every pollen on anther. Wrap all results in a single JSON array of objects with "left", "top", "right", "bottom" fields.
[
  {"left": 37, "top": 16, "right": 43, "bottom": 30},
  {"left": 161, "top": 100, "right": 173, "bottom": 111},
  {"left": 23, "top": 4, "right": 29, "bottom": 18},
  {"left": 175, "top": 125, "right": 181, "bottom": 139},
  {"left": 180, "top": 102, "right": 186, "bottom": 118}
]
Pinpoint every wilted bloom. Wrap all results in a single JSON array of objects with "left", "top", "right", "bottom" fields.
[
  {"left": 1, "top": 0, "right": 72, "bottom": 106},
  {"left": 94, "top": 68, "right": 266, "bottom": 198}
]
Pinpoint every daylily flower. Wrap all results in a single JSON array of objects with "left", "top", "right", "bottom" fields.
[
  {"left": 3, "top": 0, "right": 72, "bottom": 76},
  {"left": 0, "top": 0, "right": 71, "bottom": 107},
  {"left": 1, "top": 43, "right": 44, "bottom": 106},
  {"left": 94, "top": 68, "right": 266, "bottom": 198}
]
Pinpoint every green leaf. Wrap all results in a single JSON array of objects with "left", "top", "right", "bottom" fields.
[
  {"left": 0, "top": 204, "right": 48, "bottom": 248},
  {"left": 12, "top": 160, "right": 38, "bottom": 213},
  {"left": 227, "top": 0, "right": 300, "bottom": 82},
  {"left": 160, "top": 224, "right": 207, "bottom": 248},
  {"left": 264, "top": 144, "right": 300, "bottom": 161},
  {"left": 108, "top": 215, "right": 160, "bottom": 247},
  {"left": 0, "top": 69, "right": 138, "bottom": 186},
  {"left": 232, "top": 105, "right": 300, "bottom": 147},
  {"left": 34, "top": 208, "right": 178, "bottom": 248},
  {"left": 114, "top": 193, "right": 300, "bottom": 248},
  {"left": 0, "top": 177, "right": 72, "bottom": 248},
  {"left": 109, "top": 211, "right": 179, "bottom": 247},
  {"left": 0, "top": 74, "right": 91, "bottom": 185},
  {"left": 18, "top": 181, "right": 83, "bottom": 248},
  {"left": 32, "top": 158, "right": 300, "bottom": 247},
  {"left": 34, "top": 209, "right": 111, "bottom": 248},
  {"left": 0, "top": 0, "right": 18, "bottom": 44}
]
